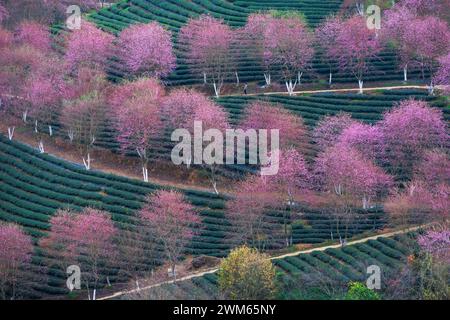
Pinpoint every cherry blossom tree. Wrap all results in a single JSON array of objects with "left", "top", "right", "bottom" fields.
[
  {"left": 179, "top": 15, "right": 233, "bottom": 97},
  {"left": 338, "top": 122, "right": 385, "bottom": 164},
  {"left": 0, "top": 224, "right": 33, "bottom": 300},
  {"left": 117, "top": 22, "right": 176, "bottom": 79},
  {"left": 42, "top": 208, "right": 117, "bottom": 300},
  {"left": 163, "top": 88, "right": 228, "bottom": 193},
  {"left": 188, "top": 98, "right": 229, "bottom": 194},
  {"left": 269, "top": 148, "right": 311, "bottom": 246},
  {"left": 24, "top": 55, "right": 66, "bottom": 153},
  {"left": 240, "top": 101, "right": 306, "bottom": 150},
  {"left": 312, "top": 112, "right": 357, "bottom": 152},
  {"left": 227, "top": 175, "right": 281, "bottom": 250},
  {"left": 315, "top": 16, "right": 343, "bottom": 86},
  {"left": 418, "top": 228, "right": 450, "bottom": 263},
  {"left": 434, "top": 53, "right": 450, "bottom": 93},
  {"left": 140, "top": 190, "right": 200, "bottom": 279},
  {"left": 403, "top": 16, "right": 450, "bottom": 94},
  {"left": 109, "top": 78, "right": 165, "bottom": 182},
  {"left": 64, "top": 20, "right": 114, "bottom": 72},
  {"left": 0, "top": 31, "right": 45, "bottom": 135},
  {"left": 240, "top": 14, "right": 314, "bottom": 93},
  {"left": 14, "top": 21, "right": 51, "bottom": 51},
  {"left": 385, "top": 151, "right": 449, "bottom": 227},
  {"left": 315, "top": 144, "right": 393, "bottom": 240},
  {"left": 265, "top": 17, "right": 314, "bottom": 95},
  {"left": 397, "top": 0, "right": 450, "bottom": 17},
  {"left": 0, "top": 4, "right": 9, "bottom": 24},
  {"left": 382, "top": 6, "right": 418, "bottom": 82},
  {"left": 61, "top": 69, "right": 109, "bottom": 169},
  {"left": 240, "top": 14, "right": 276, "bottom": 86},
  {"left": 379, "top": 99, "right": 448, "bottom": 178},
  {"left": 161, "top": 88, "right": 210, "bottom": 130},
  {"left": 334, "top": 15, "right": 382, "bottom": 94}
]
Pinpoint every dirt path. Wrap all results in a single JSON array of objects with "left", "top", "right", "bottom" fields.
[
  {"left": 98, "top": 224, "right": 426, "bottom": 300},
  {"left": 222, "top": 84, "right": 437, "bottom": 97}
]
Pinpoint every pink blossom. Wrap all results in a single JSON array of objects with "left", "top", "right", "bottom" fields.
[
  {"left": 161, "top": 89, "right": 211, "bottom": 129},
  {"left": 14, "top": 21, "right": 51, "bottom": 52},
  {"left": 418, "top": 229, "right": 450, "bottom": 263},
  {"left": 179, "top": 15, "right": 233, "bottom": 96},
  {"left": 140, "top": 190, "right": 200, "bottom": 272},
  {"left": 313, "top": 112, "right": 357, "bottom": 152},
  {"left": 334, "top": 15, "right": 382, "bottom": 90},
  {"left": 240, "top": 101, "right": 306, "bottom": 149},
  {"left": 434, "top": 53, "right": 450, "bottom": 93},
  {"left": 64, "top": 20, "right": 114, "bottom": 72},
  {"left": 117, "top": 22, "right": 176, "bottom": 78},
  {"left": 315, "top": 144, "right": 393, "bottom": 206},
  {"left": 379, "top": 99, "right": 448, "bottom": 176},
  {"left": 338, "top": 123, "right": 385, "bottom": 163},
  {"left": 0, "top": 4, "right": 9, "bottom": 24}
]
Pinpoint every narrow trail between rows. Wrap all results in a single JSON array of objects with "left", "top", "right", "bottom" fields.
[
  {"left": 98, "top": 224, "right": 426, "bottom": 300},
  {"left": 221, "top": 85, "right": 436, "bottom": 97}
]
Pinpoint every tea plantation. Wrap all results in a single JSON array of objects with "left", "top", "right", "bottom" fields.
[{"left": 0, "top": 134, "right": 390, "bottom": 297}]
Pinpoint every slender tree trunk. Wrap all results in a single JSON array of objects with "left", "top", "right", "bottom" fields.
[
  {"left": 7, "top": 126, "right": 15, "bottom": 140},
  {"left": 48, "top": 125, "right": 53, "bottom": 136},
  {"left": 358, "top": 80, "right": 364, "bottom": 94},
  {"left": 38, "top": 140, "right": 45, "bottom": 153},
  {"left": 213, "top": 82, "right": 220, "bottom": 98},
  {"left": 403, "top": 65, "right": 408, "bottom": 83},
  {"left": 82, "top": 153, "right": 91, "bottom": 170},
  {"left": 68, "top": 129, "right": 74, "bottom": 142},
  {"left": 263, "top": 73, "right": 271, "bottom": 86},
  {"left": 329, "top": 71, "right": 333, "bottom": 86},
  {"left": 203, "top": 72, "right": 207, "bottom": 85},
  {"left": 235, "top": 71, "right": 239, "bottom": 85},
  {"left": 22, "top": 110, "right": 28, "bottom": 123}
]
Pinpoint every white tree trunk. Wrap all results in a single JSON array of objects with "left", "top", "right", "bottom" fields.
[
  {"left": 403, "top": 65, "right": 408, "bottom": 82},
  {"left": 362, "top": 196, "right": 369, "bottom": 209},
  {"left": 297, "top": 71, "right": 303, "bottom": 84},
  {"left": 68, "top": 129, "right": 74, "bottom": 142},
  {"left": 235, "top": 71, "right": 239, "bottom": 85},
  {"left": 263, "top": 73, "right": 271, "bottom": 86},
  {"left": 358, "top": 80, "right": 364, "bottom": 94},
  {"left": 136, "top": 280, "right": 140, "bottom": 290},
  {"left": 48, "top": 125, "right": 53, "bottom": 136},
  {"left": 203, "top": 72, "right": 207, "bottom": 84},
  {"left": 38, "top": 140, "right": 45, "bottom": 153},
  {"left": 142, "top": 166, "right": 149, "bottom": 182},
  {"left": 212, "top": 181, "right": 219, "bottom": 195},
  {"left": 428, "top": 81, "right": 434, "bottom": 95},
  {"left": 213, "top": 82, "right": 220, "bottom": 98},
  {"left": 34, "top": 120, "right": 38, "bottom": 133},
  {"left": 285, "top": 80, "right": 297, "bottom": 96},
  {"left": 329, "top": 72, "right": 333, "bottom": 85},
  {"left": 7, "top": 127, "right": 15, "bottom": 140},
  {"left": 93, "top": 289, "right": 96, "bottom": 301},
  {"left": 22, "top": 110, "right": 28, "bottom": 123},
  {"left": 82, "top": 153, "right": 91, "bottom": 170}
]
